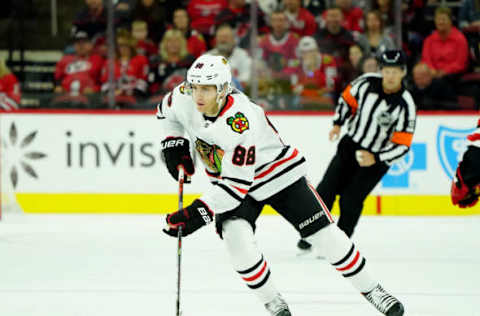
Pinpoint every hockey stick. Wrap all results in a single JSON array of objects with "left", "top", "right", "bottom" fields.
[{"left": 176, "top": 168, "right": 185, "bottom": 316}]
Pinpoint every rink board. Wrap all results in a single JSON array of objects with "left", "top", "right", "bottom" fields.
[{"left": 1, "top": 110, "right": 479, "bottom": 215}]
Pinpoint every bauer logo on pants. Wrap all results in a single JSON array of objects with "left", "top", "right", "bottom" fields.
[{"left": 436, "top": 126, "right": 475, "bottom": 179}]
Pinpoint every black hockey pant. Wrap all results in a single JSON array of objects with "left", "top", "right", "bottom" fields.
[{"left": 316, "top": 136, "right": 389, "bottom": 237}]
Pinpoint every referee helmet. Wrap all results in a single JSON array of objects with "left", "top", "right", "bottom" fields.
[{"left": 379, "top": 50, "right": 407, "bottom": 71}]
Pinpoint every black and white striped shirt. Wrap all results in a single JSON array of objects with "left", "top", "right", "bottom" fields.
[{"left": 333, "top": 73, "right": 417, "bottom": 164}]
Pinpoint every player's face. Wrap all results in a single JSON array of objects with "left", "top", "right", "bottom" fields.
[
  {"left": 382, "top": 66, "right": 406, "bottom": 92},
  {"left": 192, "top": 84, "right": 220, "bottom": 116}
]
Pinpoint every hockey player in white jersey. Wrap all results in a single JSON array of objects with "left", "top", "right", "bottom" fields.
[{"left": 159, "top": 54, "right": 405, "bottom": 316}]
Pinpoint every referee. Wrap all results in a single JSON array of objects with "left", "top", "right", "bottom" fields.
[{"left": 299, "top": 50, "right": 417, "bottom": 250}]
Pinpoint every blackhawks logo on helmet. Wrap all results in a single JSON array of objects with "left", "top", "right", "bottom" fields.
[{"left": 227, "top": 112, "right": 249, "bottom": 134}]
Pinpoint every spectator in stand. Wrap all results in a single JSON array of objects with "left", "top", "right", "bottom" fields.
[
  {"left": 0, "top": 57, "right": 21, "bottom": 110},
  {"left": 360, "top": 55, "right": 379, "bottom": 73},
  {"left": 319, "top": 0, "right": 364, "bottom": 33},
  {"left": 349, "top": 44, "right": 364, "bottom": 71},
  {"left": 357, "top": 10, "right": 396, "bottom": 56},
  {"left": 303, "top": 0, "right": 328, "bottom": 22},
  {"left": 100, "top": 30, "right": 149, "bottom": 106},
  {"left": 215, "top": 0, "right": 268, "bottom": 49},
  {"left": 458, "top": 0, "right": 480, "bottom": 30},
  {"left": 114, "top": 0, "right": 135, "bottom": 27},
  {"left": 410, "top": 62, "right": 437, "bottom": 109},
  {"left": 172, "top": 8, "right": 207, "bottom": 58},
  {"left": 422, "top": 7, "right": 469, "bottom": 85},
  {"left": 207, "top": 24, "right": 252, "bottom": 87},
  {"left": 258, "top": 9, "right": 299, "bottom": 76},
  {"left": 54, "top": 30, "right": 104, "bottom": 95},
  {"left": 458, "top": 0, "right": 480, "bottom": 67},
  {"left": 341, "top": 43, "right": 364, "bottom": 83},
  {"left": 372, "top": 0, "right": 394, "bottom": 31},
  {"left": 286, "top": 36, "right": 338, "bottom": 108},
  {"left": 131, "top": 20, "right": 157, "bottom": 58},
  {"left": 133, "top": 0, "right": 168, "bottom": 44},
  {"left": 72, "top": 0, "right": 107, "bottom": 40},
  {"left": 187, "top": 0, "right": 228, "bottom": 37},
  {"left": 314, "top": 7, "right": 356, "bottom": 65},
  {"left": 409, "top": 62, "right": 458, "bottom": 109},
  {"left": 148, "top": 29, "right": 195, "bottom": 99},
  {"left": 314, "top": 7, "right": 357, "bottom": 92},
  {"left": 282, "top": 0, "right": 317, "bottom": 37}
]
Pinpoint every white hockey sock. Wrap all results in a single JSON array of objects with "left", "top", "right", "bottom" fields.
[
  {"left": 222, "top": 218, "right": 279, "bottom": 304},
  {"left": 306, "top": 224, "right": 377, "bottom": 293}
]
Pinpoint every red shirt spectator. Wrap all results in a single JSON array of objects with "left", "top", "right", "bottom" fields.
[
  {"left": 132, "top": 20, "right": 157, "bottom": 58},
  {"left": 320, "top": 0, "right": 364, "bottom": 33},
  {"left": 171, "top": 8, "right": 207, "bottom": 58},
  {"left": 215, "top": 0, "right": 268, "bottom": 47},
  {"left": 101, "top": 55, "right": 149, "bottom": 90},
  {"left": 101, "top": 31, "right": 149, "bottom": 96},
  {"left": 187, "top": 0, "right": 228, "bottom": 35},
  {"left": 341, "top": 7, "right": 364, "bottom": 32},
  {"left": 422, "top": 7, "right": 469, "bottom": 75},
  {"left": 285, "top": 37, "right": 338, "bottom": 107},
  {"left": 54, "top": 31, "right": 104, "bottom": 93},
  {"left": 314, "top": 8, "right": 356, "bottom": 67},
  {"left": 0, "top": 59, "right": 21, "bottom": 110},
  {"left": 259, "top": 10, "right": 299, "bottom": 74},
  {"left": 283, "top": 0, "right": 317, "bottom": 36}
]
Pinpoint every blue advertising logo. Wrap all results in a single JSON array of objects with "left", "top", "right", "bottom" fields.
[
  {"left": 436, "top": 126, "right": 474, "bottom": 180},
  {"left": 381, "top": 143, "right": 426, "bottom": 188}
]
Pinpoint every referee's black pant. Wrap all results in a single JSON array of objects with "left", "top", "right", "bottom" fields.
[{"left": 316, "top": 135, "right": 389, "bottom": 237}]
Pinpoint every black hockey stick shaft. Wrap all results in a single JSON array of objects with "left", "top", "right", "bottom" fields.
[{"left": 176, "top": 168, "right": 185, "bottom": 316}]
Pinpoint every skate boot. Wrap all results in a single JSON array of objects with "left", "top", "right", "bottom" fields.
[
  {"left": 363, "top": 284, "right": 404, "bottom": 316},
  {"left": 265, "top": 294, "right": 292, "bottom": 316}
]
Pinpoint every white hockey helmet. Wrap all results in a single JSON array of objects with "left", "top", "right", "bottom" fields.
[{"left": 186, "top": 54, "right": 233, "bottom": 95}]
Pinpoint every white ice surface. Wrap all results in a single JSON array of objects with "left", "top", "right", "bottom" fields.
[{"left": 0, "top": 214, "right": 479, "bottom": 316}]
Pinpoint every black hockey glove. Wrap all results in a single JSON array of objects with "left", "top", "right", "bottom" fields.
[
  {"left": 163, "top": 200, "right": 214, "bottom": 237},
  {"left": 161, "top": 137, "right": 195, "bottom": 182}
]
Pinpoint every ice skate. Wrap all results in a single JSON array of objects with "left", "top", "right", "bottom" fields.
[
  {"left": 363, "top": 284, "right": 404, "bottom": 316},
  {"left": 265, "top": 294, "right": 292, "bottom": 316}
]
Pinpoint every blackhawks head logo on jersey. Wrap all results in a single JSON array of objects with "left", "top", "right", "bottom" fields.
[
  {"left": 227, "top": 112, "right": 249, "bottom": 134},
  {"left": 195, "top": 138, "right": 225, "bottom": 173}
]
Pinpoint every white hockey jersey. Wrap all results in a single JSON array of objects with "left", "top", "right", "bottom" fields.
[{"left": 157, "top": 83, "right": 306, "bottom": 214}]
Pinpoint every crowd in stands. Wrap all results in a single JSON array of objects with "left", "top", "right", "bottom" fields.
[{"left": 1, "top": 0, "right": 480, "bottom": 111}]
